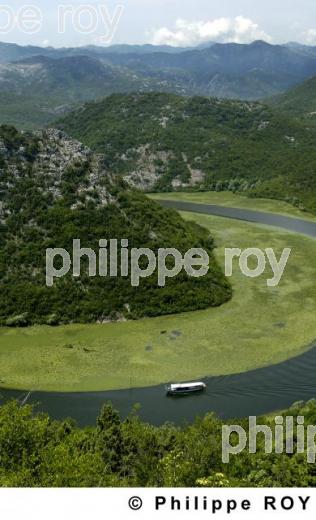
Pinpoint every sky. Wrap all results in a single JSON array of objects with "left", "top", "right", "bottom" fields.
[{"left": 1, "top": 0, "right": 316, "bottom": 48}]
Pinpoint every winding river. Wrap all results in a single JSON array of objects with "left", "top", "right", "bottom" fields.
[
  {"left": 158, "top": 200, "right": 316, "bottom": 238},
  {"left": 1, "top": 201, "right": 316, "bottom": 426}
]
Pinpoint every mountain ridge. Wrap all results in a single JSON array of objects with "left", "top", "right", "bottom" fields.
[
  {"left": 56, "top": 92, "right": 316, "bottom": 213},
  {"left": 2, "top": 40, "right": 316, "bottom": 129}
]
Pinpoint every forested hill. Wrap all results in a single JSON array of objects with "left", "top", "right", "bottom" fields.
[
  {"left": 268, "top": 75, "right": 316, "bottom": 121},
  {"left": 57, "top": 92, "right": 316, "bottom": 213},
  {"left": 0, "top": 125, "right": 231, "bottom": 326}
]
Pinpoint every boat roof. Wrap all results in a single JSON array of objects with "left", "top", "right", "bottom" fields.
[{"left": 169, "top": 382, "right": 206, "bottom": 390}]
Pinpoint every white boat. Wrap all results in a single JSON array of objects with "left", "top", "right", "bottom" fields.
[{"left": 166, "top": 382, "right": 207, "bottom": 396}]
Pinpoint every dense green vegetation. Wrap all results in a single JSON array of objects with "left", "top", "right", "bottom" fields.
[
  {"left": 268, "top": 75, "right": 316, "bottom": 122},
  {"left": 1, "top": 398, "right": 316, "bottom": 487},
  {"left": 2, "top": 42, "right": 316, "bottom": 490},
  {"left": 57, "top": 92, "right": 316, "bottom": 213},
  {"left": 1, "top": 204, "right": 316, "bottom": 391},
  {"left": 0, "top": 125, "right": 231, "bottom": 326}
]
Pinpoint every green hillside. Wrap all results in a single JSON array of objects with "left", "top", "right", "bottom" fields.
[
  {"left": 0, "top": 125, "right": 231, "bottom": 326},
  {"left": 268, "top": 75, "right": 316, "bottom": 121},
  {"left": 57, "top": 92, "right": 316, "bottom": 213}
]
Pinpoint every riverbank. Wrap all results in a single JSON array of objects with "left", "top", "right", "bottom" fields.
[
  {"left": 1, "top": 196, "right": 316, "bottom": 392},
  {"left": 150, "top": 191, "right": 316, "bottom": 222}
]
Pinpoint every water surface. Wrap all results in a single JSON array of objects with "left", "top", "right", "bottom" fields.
[{"left": 1, "top": 202, "right": 316, "bottom": 426}]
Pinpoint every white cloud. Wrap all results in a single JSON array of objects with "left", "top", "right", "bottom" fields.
[
  {"left": 150, "top": 16, "right": 272, "bottom": 47},
  {"left": 305, "top": 29, "right": 316, "bottom": 44}
]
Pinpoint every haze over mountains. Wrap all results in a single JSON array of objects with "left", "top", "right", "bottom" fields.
[
  {"left": 0, "top": 41, "right": 215, "bottom": 63},
  {"left": 2, "top": 40, "right": 316, "bottom": 128},
  {"left": 0, "top": 54, "right": 169, "bottom": 128}
]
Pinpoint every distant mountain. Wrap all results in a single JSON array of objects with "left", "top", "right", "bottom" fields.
[
  {"left": 0, "top": 42, "right": 54, "bottom": 63},
  {"left": 0, "top": 124, "right": 231, "bottom": 325},
  {"left": 86, "top": 43, "right": 204, "bottom": 54},
  {"left": 0, "top": 54, "right": 194, "bottom": 129},
  {"left": 0, "top": 41, "right": 213, "bottom": 63},
  {"left": 0, "top": 40, "right": 215, "bottom": 63},
  {"left": 57, "top": 92, "right": 316, "bottom": 213},
  {"left": 283, "top": 42, "right": 316, "bottom": 57},
  {"left": 103, "top": 41, "right": 305, "bottom": 76},
  {"left": 268, "top": 75, "right": 316, "bottom": 121},
  {"left": 108, "top": 39, "right": 316, "bottom": 99},
  {"left": 1, "top": 40, "right": 316, "bottom": 127}
]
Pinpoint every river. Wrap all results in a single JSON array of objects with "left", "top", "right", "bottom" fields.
[{"left": 1, "top": 201, "right": 316, "bottom": 426}]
